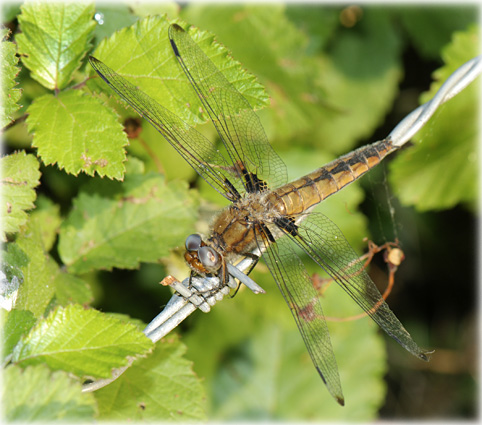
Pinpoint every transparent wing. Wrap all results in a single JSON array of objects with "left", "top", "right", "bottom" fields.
[
  {"left": 89, "top": 56, "right": 242, "bottom": 202},
  {"left": 287, "top": 212, "right": 431, "bottom": 361},
  {"left": 256, "top": 226, "right": 345, "bottom": 406},
  {"left": 169, "top": 24, "right": 288, "bottom": 194}
]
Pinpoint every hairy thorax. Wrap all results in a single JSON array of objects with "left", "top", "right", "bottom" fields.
[{"left": 208, "top": 191, "right": 283, "bottom": 257}]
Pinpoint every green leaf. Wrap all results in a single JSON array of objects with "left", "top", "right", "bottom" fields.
[
  {"left": 2, "top": 364, "right": 96, "bottom": 421},
  {"left": 1, "top": 309, "right": 37, "bottom": 359},
  {"left": 89, "top": 14, "right": 268, "bottom": 126},
  {"left": 94, "top": 335, "right": 207, "bottom": 421},
  {"left": 399, "top": 6, "right": 477, "bottom": 59},
  {"left": 2, "top": 197, "right": 62, "bottom": 315},
  {"left": 1, "top": 151, "right": 41, "bottom": 240},
  {"left": 390, "top": 26, "right": 479, "bottom": 211},
  {"left": 54, "top": 272, "right": 93, "bottom": 306},
  {"left": 1, "top": 28, "right": 22, "bottom": 128},
  {"left": 14, "top": 210, "right": 58, "bottom": 318},
  {"left": 12, "top": 304, "right": 154, "bottom": 378},
  {"left": 16, "top": 1, "right": 96, "bottom": 90},
  {"left": 58, "top": 164, "right": 198, "bottom": 274},
  {"left": 26, "top": 90, "right": 128, "bottom": 179},
  {"left": 32, "top": 195, "right": 62, "bottom": 251},
  {"left": 211, "top": 323, "right": 385, "bottom": 420}
]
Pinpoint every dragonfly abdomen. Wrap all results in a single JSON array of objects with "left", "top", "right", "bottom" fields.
[{"left": 272, "top": 139, "right": 396, "bottom": 216}]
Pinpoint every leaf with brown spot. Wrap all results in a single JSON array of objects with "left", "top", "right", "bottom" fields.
[
  {"left": 94, "top": 335, "right": 206, "bottom": 421},
  {"left": 26, "top": 91, "right": 128, "bottom": 180},
  {"left": 1, "top": 152, "right": 41, "bottom": 240}
]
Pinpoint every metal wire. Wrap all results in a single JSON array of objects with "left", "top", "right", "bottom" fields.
[
  {"left": 389, "top": 55, "right": 482, "bottom": 147},
  {"left": 82, "top": 55, "right": 481, "bottom": 393}
]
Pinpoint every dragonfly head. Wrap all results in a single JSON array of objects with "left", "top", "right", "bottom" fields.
[{"left": 184, "top": 234, "right": 222, "bottom": 274}]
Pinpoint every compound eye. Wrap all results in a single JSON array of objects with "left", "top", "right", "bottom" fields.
[
  {"left": 185, "top": 234, "right": 202, "bottom": 251},
  {"left": 198, "top": 246, "right": 222, "bottom": 270}
]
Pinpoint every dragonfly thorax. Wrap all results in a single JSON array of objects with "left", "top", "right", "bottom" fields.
[{"left": 208, "top": 192, "right": 281, "bottom": 257}]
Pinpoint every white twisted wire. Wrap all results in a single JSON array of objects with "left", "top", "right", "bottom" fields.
[{"left": 389, "top": 55, "right": 482, "bottom": 147}]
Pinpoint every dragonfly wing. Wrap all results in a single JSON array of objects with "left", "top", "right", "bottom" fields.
[
  {"left": 286, "top": 212, "right": 431, "bottom": 361},
  {"left": 257, "top": 227, "right": 345, "bottom": 405},
  {"left": 89, "top": 56, "right": 242, "bottom": 202},
  {"left": 169, "top": 24, "right": 288, "bottom": 193}
]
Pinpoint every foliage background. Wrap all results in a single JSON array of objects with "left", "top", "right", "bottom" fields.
[{"left": 1, "top": 1, "right": 478, "bottom": 421}]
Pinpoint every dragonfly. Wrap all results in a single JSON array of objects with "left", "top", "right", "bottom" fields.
[{"left": 89, "top": 23, "right": 431, "bottom": 406}]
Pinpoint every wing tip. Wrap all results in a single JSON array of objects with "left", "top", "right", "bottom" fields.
[
  {"left": 170, "top": 23, "right": 184, "bottom": 33},
  {"left": 168, "top": 24, "right": 186, "bottom": 58},
  {"left": 316, "top": 366, "right": 345, "bottom": 406}
]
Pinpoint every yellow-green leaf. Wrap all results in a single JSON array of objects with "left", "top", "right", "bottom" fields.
[
  {"left": 95, "top": 335, "right": 207, "bottom": 421},
  {"left": 12, "top": 304, "right": 154, "bottom": 378},
  {"left": 1, "top": 28, "right": 22, "bottom": 128},
  {"left": 2, "top": 364, "right": 96, "bottom": 421},
  {"left": 1, "top": 151, "right": 40, "bottom": 240},
  {"left": 89, "top": 14, "right": 268, "bottom": 126},
  {"left": 59, "top": 165, "right": 198, "bottom": 274},
  {"left": 26, "top": 90, "right": 128, "bottom": 179},
  {"left": 16, "top": 1, "right": 96, "bottom": 90}
]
